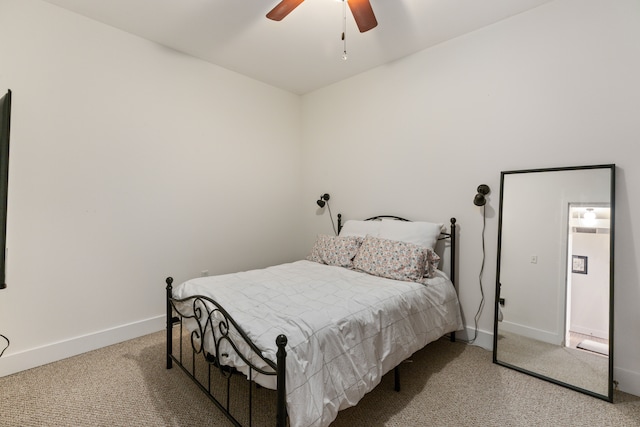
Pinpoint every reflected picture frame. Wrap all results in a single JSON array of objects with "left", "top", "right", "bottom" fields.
[{"left": 572, "top": 255, "right": 588, "bottom": 274}]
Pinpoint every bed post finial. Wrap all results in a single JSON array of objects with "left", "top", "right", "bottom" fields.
[
  {"left": 276, "top": 334, "right": 288, "bottom": 427},
  {"left": 337, "top": 213, "right": 342, "bottom": 234}
]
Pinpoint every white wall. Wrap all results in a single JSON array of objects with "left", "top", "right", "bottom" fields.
[
  {"left": 0, "top": 0, "right": 303, "bottom": 374},
  {"left": 301, "top": 0, "right": 640, "bottom": 395}
]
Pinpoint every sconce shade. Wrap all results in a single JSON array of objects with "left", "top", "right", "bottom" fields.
[
  {"left": 316, "top": 193, "right": 330, "bottom": 208},
  {"left": 474, "top": 184, "right": 490, "bottom": 206},
  {"left": 315, "top": 193, "right": 337, "bottom": 235}
]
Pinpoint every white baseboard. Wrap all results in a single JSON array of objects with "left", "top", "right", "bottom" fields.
[
  {"left": 614, "top": 366, "right": 640, "bottom": 398},
  {"left": 498, "top": 320, "right": 562, "bottom": 346},
  {"left": 455, "top": 326, "right": 494, "bottom": 351},
  {"left": 0, "top": 315, "right": 165, "bottom": 377},
  {"left": 570, "top": 324, "right": 609, "bottom": 341}
]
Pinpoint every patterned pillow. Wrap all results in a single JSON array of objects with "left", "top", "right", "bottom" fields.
[
  {"left": 424, "top": 248, "right": 441, "bottom": 279},
  {"left": 352, "top": 235, "right": 427, "bottom": 282},
  {"left": 307, "top": 235, "right": 363, "bottom": 268}
]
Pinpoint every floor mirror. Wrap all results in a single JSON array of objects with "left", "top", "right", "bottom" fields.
[{"left": 493, "top": 164, "right": 615, "bottom": 402}]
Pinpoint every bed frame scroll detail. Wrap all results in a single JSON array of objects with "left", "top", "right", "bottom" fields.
[{"left": 166, "top": 277, "right": 288, "bottom": 426}]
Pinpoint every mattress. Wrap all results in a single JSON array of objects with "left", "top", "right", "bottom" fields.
[{"left": 173, "top": 260, "right": 462, "bottom": 427}]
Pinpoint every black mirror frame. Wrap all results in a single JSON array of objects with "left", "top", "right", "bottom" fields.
[
  {"left": 493, "top": 163, "right": 615, "bottom": 402},
  {"left": 0, "top": 89, "right": 12, "bottom": 290}
]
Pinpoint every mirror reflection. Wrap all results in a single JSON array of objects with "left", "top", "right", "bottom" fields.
[{"left": 493, "top": 164, "right": 614, "bottom": 401}]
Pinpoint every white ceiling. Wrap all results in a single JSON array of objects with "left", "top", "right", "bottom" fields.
[{"left": 40, "top": 0, "right": 553, "bottom": 95}]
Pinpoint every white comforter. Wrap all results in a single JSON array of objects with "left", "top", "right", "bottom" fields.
[{"left": 173, "top": 260, "right": 462, "bottom": 427}]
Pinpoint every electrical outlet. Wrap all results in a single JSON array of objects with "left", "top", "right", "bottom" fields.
[
  {"left": 201, "top": 270, "right": 209, "bottom": 277},
  {"left": 499, "top": 298, "right": 505, "bottom": 306},
  {"left": 530, "top": 255, "right": 538, "bottom": 264}
]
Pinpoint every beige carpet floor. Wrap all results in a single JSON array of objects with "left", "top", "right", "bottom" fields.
[
  {"left": 495, "top": 330, "right": 609, "bottom": 396},
  {"left": 1, "top": 331, "right": 639, "bottom": 426}
]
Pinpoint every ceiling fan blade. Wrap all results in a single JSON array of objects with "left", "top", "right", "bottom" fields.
[
  {"left": 348, "top": 0, "right": 378, "bottom": 33},
  {"left": 266, "top": 0, "right": 305, "bottom": 21}
]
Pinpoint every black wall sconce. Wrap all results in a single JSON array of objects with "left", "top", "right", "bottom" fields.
[
  {"left": 317, "top": 193, "right": 330, "bottom": 208},
  {"left": 469, "top": 183, "right": 491, "bottom": 345},
  {"left": 473, "top": 184, "right": 490, "bottom": 207},
  {"left": 316, "top": 193, "right": 337, "bottom": 235}
]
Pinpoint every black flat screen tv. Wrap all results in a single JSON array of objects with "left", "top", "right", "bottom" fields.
[{"left": 0, "top": 89, "right": 12, "bottom": 289}]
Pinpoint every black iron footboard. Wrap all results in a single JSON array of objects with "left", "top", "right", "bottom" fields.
[{"left": 166, "top": 277, "right": 288, "bottom": 427}]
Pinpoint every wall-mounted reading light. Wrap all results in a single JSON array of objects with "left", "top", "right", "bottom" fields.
[
  {"left": 469, "top": 183, "right": 491, "bottom": 344},
  {"left": 316, "top": 193, "right": 337, "bottom": 235},
  {"left": 317, "top": 193, "right": 330, "bottom": 208},
  {"left": 473, "top": 184, "right": 491, "bottom": 207}
]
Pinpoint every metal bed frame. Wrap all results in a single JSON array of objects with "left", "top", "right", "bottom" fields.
[{"left": 165, "top": 216, "right": 457, "bottom": 427}]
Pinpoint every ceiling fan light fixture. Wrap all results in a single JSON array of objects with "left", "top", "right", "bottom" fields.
[
  {"left": 341, "top": 0, "right": 348, "bottom": 60},
  {"left": 266, "top": 0, "right": 305, "bottom": 21},
  {"left": 267, "top": 0, "right": 378, "bottom": 33},
  {"left": 347, "top": 0, "right": 378, "bottom": 33}
]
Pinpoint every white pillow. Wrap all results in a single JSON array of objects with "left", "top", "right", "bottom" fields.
[
  {"left": 339, "top": 220, "right": 382, "bottom": 238},
  {"left": 378, "top": 219, "right": 443, "bottom": 250}
]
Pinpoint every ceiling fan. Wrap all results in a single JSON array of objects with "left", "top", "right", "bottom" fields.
[{"left": 267, "top": 0, "right": 378, "bottom": 33}]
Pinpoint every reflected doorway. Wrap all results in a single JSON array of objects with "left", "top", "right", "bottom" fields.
[{"left": 565, "top": 204, "right": 611, "bottom": 357}]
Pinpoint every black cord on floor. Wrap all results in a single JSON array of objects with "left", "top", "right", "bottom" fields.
[{"left": 0, "top": 333, "right": 8, "bottom": 358}]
